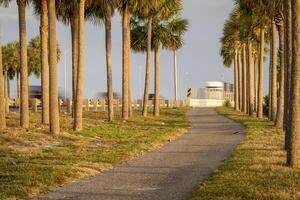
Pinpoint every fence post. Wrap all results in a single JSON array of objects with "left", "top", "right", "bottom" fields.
[
  {"left": 115, "top": 99, "right": 120, "bottom": 111},
  {"left": 30, "top": 98, "right": 38, "bottom": 112},
  {"left": 66, "top": 98, "right": 72, "bottom": 113},
  {"left": 101, "top": 99, "right": 106, "bottom": 112},
  {"left": 92, "top": 99, "right": 98, "bottom": 111},
  {"left": 5, "top": 97, "right": 10, "bottom": 113},
  {"left": 84, "top": 99, "right": 89, "bottom": 111}
]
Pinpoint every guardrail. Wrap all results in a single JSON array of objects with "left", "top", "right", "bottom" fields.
[{"left": 5, "top": 98, "right": 189, "bottom": 113}]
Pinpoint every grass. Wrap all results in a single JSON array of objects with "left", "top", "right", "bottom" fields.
[
  {"left": 187, "top": 107, "right": 300, "bottom": 200},
  {"left": 0, "top": 108, "right": 190, "bottom": 200}
]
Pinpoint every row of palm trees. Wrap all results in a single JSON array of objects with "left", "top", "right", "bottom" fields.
[
  {"left": 1, "top": 37, "right": 61, "bottom": 99},
  {"left": 0, "top": 1, "right": 188, "bottom": 134},
  {"left": 221, "top": 0, "right": 300, "bottom": 168}
]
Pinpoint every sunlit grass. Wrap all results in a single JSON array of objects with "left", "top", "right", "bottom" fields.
[
  {"left": 0, "top": 108, "right": 190, "bottom": 200},
  {"left": 187, "top": 107, "right": 300, "bottom": 200}
]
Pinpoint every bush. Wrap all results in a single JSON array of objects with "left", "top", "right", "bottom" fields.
[{"left": 223, "top": 100, "right": 232, "bottom": 108}]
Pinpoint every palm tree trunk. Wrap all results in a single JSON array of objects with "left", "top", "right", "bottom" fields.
[
  {"left": 271, "top": 21, "right": 278, "bottom": 121},
  {"left": 105, "top": 15, "right": 114, "bottom": 122},
  {"left": 154, "top": 48, "right": 160, "bottom": 116},
  {"left": 17, "top": 72, "right": 20, "bottom": 99},
  {"left": 142, "top": 15, "right": 153, "bottom": 117},
  {"left": 275, "top": 23, "right": 285, "bottom": 128},
  {"left": 287, "top": 0, "right": 300, "bottom": 167},
  {"left": 41, "top": 0, "right": 49, "bottom": 124},
  {"left": 0, "top": 34, "right": 6, "bottom": 130},
  {"left": 247, "top": 42, "right": 254, "bottom": 116},
  {"left": 3, "top": 71, "right": 7, "bottom": 98},
  {"left": 257, "top": 27, "right": 265, "bottom": 119},
  {"left": 238, "top": 50, "right": 243, "bottom": 110},
  {"left": 74, "top": 0, "right": 85, "bottom": 131},
  {"left": 17, "top": 0, "right": 29, "bottom": 128},
  {"left": 127, "top": 16, "right": 132, "bottom": 119},
  {"left": 284, "top": 0, "right": 292, "bottom": 150},
  {"left": 254, "top": 55, "right": 259, "bottom": 112},
  {"left": 71, "top": 8, "right": 79, "bottom": 118},
  {"left": 269, "top": 33, "right": 273, "bottom": 119},
  {"left": 7, "top": 76, "right": 10, "bottom": 99},
  {"left": 122, "top": 5, "right": 130, "bottom": 120},
  {"left": 234, "top": 49, "right": 239, "bottom": 111},
  {"left": 48, "top": 0, "right": 60, "bottom": 134},
  {"left": 242, "top": 44, "right": 247, "bottom": 113},
  {"left": 174, "top": 50, "right": 179, "bottom": 101}
]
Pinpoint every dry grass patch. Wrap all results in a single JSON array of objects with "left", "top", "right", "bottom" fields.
[
  {"left": 0, "top": 108, "right": 190, "bottom": 200},
  {"left": 187, "top": 107, "right": 300, "bottom": 200}
]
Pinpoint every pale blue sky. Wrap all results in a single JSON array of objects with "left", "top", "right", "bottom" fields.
[{"left": 0, "top": 0, "right": 270, "bottom": 99}]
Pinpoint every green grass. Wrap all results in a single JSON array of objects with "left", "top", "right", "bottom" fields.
[
  {"left": 0, "top": 108, "right": 190, "bottom": 200},
  {"left": 187, "top": 107, "right": 300, "bottom": 200}
]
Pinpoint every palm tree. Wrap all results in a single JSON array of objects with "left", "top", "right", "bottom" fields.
[
  {"left": 131, "top": 16, "right": 187, "bottom": 116},
  {"left": 117, "top": 0, "right": 132, "bottom": 120},
  {"left": 0, "top": 0, "right": 30, "bottom": 127},
  {"left": 284, "top": 0, "right": 292, "bottom": 149},
  {"left": 274, "top": 7, "right": 285, "bottom": 128},
  {"left": 74, "top": 0, "right": 86, "bottom": 131},
  {"left": 17, "top": 0, "right": 29, "bottom": 128},
  {"left": 136, "top": 0, "right": 182, "bottom": 117},
  {"left": 48, "top": 0, "right": 60, "bottom": 134},
  {"left": 2, "top": 42, "right": 20, "bottom": 98},
  {"left": 32, "top": 0, "right": 49, "bottom": 124},
  {"left": 163, "top": 17, "right": 188, "bottom": 105},
  {"left": 220, "top": 8, "right": 241, "bottom": 111},
  {"left": 247, "top": 41, "right": 254, "bottom": 116},
  {"left": 242, "top": 44, "right": 247, "bottom": 113},
  {"left": 237, "top": 0, "right": 269, "bottom": 118},
  {"left": 287, "top": 0, "right": 300, "bottom": 168},
  {"left": 270, "top": 21, "right": 277, "bottom": 121},
  {"left": 275, "top": 18, "right": 285, "bottom": 128},
  {"left": 56, "top": 0, "right": 79, "bottom": 118},
  {"left": 0, "top": 34, "right": 6, "bottom": 130},
  {"left": 87, "top": 0, "right": 115, "bottom": 122}
]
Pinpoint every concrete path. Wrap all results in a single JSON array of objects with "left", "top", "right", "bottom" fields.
[{"left": 36, "top": 108, "right": 245, "bottom": 200}]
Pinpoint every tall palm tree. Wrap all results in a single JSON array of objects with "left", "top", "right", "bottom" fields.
[
  {"left": 275, "top": 18, "right": 285, "bottom": 128},
  {"left": 234, "top": 49, "right": 240, "bottom": 111},
  {"left": 220, "top": 8, "right": 242, "bottom": 111},
  {"left": 56, "top": 1, "right": 79, "bottom": 117},
  {"left": 17, "top": 0, "right": 29, "bottom": 128},
  {"left": 48, "top": 0, "right": 60, "bottom": 134},
  {"left": 131, "top": 17, "right": 187, "bottom": 116},
  {"left": 32, "top": 0, "right": 49, "bottom": 124},
  {"left": 270, "top": 21, "right": 277, "bottom": 121},
  {"left": 163, "top": 17, "right": 188, "bottom": 105},
  {"left": 242, "top": 44, "right": 247, "bottom": 113},
  {"left": 287, "top": 0, "right": 300, "bottom": 168},
  {"left": 284, "top": 0, "right": 292, "bottom": 149},
  {"left": 0, "top": 0, "right": 30, "bottom": 127},
  {"left": 247, "top": 41, "right": 254, "bottom": 116},
  {"left": 117, "top": 0, "right": 132, "bottom": 120},
  {"left": 237, "top": 0, "right": 269, "bottom": 118},
  {"left": 74, "top": 0, "right": 86, "bottom": 131},
  {"left": 238, "top": 50, "right": 243, "bottom": 110},
  {"left": 136, "top": 0, "right": 182, "bottom": 117},
  {"left": 0, "top": 34, "right": 6, "bottom": 131},
  {"left": 87, "top": 0, "right": 115, "bottom": 122}
]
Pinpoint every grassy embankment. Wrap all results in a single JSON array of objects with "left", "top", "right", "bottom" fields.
[
  {"left": 188, "top": 107, "right": 300, "bottom": 200},
  {"left": 0, "top": 108, "right": 190, "bottom": 200}
]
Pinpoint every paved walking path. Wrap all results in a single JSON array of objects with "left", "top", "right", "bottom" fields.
[{"left": 37, "top": 108, "right": 245, "bottom": 200}]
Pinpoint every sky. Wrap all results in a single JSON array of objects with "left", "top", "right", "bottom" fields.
[{"left": 0, "top": 0, "right": 270, "bottom": 99}]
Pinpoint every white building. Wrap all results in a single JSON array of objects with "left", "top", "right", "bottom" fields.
[{"left": 187, "top": 81, "right": 234, "bottom": 107}]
